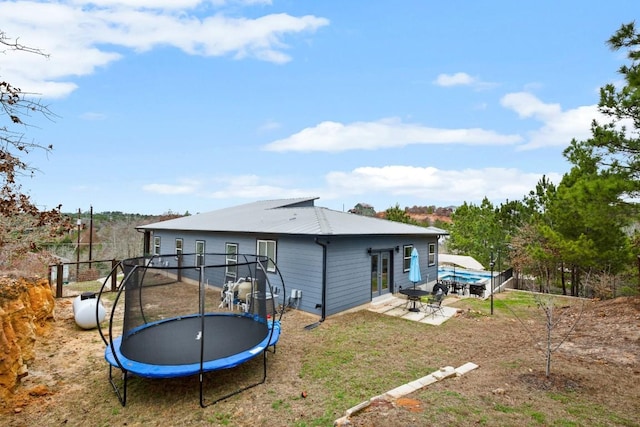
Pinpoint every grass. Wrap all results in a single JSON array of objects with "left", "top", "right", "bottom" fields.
[
  {"left": 64, "top": 279, "right": 102, "bottom": 293},
  {"left": 60, "top": 273, "right": 124, "bottom": 297},
  {"left": 289, "top": 313, "right": 455, "bottom": 425},
  {"left": 345, "top": 292, "right": 635, "bottom": 426},
  {"left": 4, "top": 290, "right": 638, "bottom": 427}
]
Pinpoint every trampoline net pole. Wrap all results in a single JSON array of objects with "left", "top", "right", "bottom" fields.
[
  {"left": 199, "top": 265, "right": 206, "bottom": 384},
  {"left": 200, "top": 349, "right": 269, "bottom": 408}
]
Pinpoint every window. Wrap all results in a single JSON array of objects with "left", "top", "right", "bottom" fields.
[
  {"left": 195, "top": 240, "right": 205, "bottom": 267},
  {"left": 225, "top": 243, "right": 238, "bottom": 279},
  {"left": 428, "top": 243, "right": 436, "bottom": 266},
  {"left": 175, "top": 238, "right": 183, "bottom": 257},
  {"left": 257, "top": 239, "right": 276, "bottom": 272},
  {"left": 153, "top": 236, "right": 161, "bottom": 255},
  {"left": 403, "top": 245, "right": 413, "bottom": 272}
]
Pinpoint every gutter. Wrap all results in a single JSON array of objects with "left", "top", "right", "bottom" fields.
[{"left": 305, "top": 238, "right": 328, "bottom": 329}]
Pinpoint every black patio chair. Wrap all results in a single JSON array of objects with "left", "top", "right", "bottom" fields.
[
  {"left": 432, "top": 282, "right": 449, "bottom": 295},
  {"left": 468, "top": 283, "right": 486, "bottom": 297},
  {"left": 426, "top": 289, "right": 445, "bottom": 317}
]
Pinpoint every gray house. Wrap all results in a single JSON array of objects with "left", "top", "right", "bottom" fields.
[{"left": 137, "top": 197, "right": 448, "bottom": 319}]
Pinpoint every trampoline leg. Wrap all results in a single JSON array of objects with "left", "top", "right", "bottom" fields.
[
  {"left": 108, "top": 365, "right": 128, "bottom": 407},
  {"left": 199, "top": 350, "right": 269, "bottom": 408}
]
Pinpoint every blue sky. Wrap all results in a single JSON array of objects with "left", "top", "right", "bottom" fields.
[{"left": 2, "top": 0, "right": 636, "bottom": 215}]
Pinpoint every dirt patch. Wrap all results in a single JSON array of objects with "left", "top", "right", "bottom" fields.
[
  {"left": 395, "top": 397, "right": 423, "bottom": 413},
  {"left": 2, "top": 293, "right": 639, "bottom": 426},
  {"left": 349, "top": 295, "right": 640, "bottom": 426},
  {"left": 518, "top": 371, "right": 582, "bottom": 392},
  {"left": 555, "top": 296, "right": 640, "bottom": 366}
]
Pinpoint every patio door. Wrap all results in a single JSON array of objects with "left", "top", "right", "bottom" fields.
[{"left": 371, "top": 250, "right": 391, "bottom": 298}]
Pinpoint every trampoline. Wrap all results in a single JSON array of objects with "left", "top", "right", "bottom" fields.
[{"left": 97, "top": 253, "right": 286, "bottom": 407}]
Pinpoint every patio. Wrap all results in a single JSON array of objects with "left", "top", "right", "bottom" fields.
[{"left": 368, "top": 294, "right": 459, "bottom": 325}]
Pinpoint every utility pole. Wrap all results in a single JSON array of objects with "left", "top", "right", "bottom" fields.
[
  {"left": 76, "top": 208, "right": 81, "bottom": 280},
  {"left": 89, "top": 205, "right": 93, "bottom": 269}
]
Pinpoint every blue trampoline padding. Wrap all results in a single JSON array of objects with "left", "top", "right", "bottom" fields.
[{"left": 105, "top": 314, "right": 280, "bottom": 379}]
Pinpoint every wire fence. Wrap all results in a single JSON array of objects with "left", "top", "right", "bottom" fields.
[{"left": 49, "top": 259, "right": 121, "bottom": 298}]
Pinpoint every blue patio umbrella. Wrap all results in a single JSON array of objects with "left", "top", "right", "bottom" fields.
[{"left": 409, "top": 248, "right": 421, "bottom": 288}]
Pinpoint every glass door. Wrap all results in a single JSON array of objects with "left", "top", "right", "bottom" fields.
[{"left": 371, "top": 250, "right": 391, "bottom": 298}]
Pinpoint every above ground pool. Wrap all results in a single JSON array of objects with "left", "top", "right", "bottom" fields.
[{"left": 438, "top": 266, "right": 492, "bottom": 284}]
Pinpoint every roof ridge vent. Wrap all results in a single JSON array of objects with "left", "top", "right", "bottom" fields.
[{"left": 316, "top": 207, "right": 333, "bottom": 235}]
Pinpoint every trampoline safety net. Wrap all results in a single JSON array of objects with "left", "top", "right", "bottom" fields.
[
  {"left": 99, "top": 252, "right": 285, "bottom": 407},
  {"left": 117, "top": 253, "right": 280, "bottom": 364}
]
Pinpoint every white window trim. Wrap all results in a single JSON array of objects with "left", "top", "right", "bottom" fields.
[
  {"left": 428, "top": 243, "right": 436, "bottom": 266},
  {"left": 403, "top": 245, "right": 413, "bottom": 272},
  {"left": 257, "top": 239, "right": 276, "bottom": 273},
  {"left": 225, "top": 242, "right": 238, "bottom": 279},
  {"left": 195, "top": 240, "right": 205, "bottom": 267},
  {"left": 153, "top": 236, "right": 161, "bottom": 256}
]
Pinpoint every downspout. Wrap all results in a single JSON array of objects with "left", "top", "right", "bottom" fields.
[{"left": 311, "top": 238, "right": 328, "bottom": 325}]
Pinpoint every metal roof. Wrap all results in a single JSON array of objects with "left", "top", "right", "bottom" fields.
[{"left": 138, "top": 197, "right": 449, "bottom": 237}]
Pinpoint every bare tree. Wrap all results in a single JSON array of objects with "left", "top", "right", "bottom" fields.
[
  {"left": 0, "top": 30, "right": 70, "bottom": 272},
  {"left": 508, "top": 289, "right": 586, "bottom": 378}
]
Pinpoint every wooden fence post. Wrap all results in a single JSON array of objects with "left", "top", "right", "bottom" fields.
[
  {"left": 56, "top": 263, "right": 63, "bottom": 298},
  {"left": 111, "top": 259, "right": 118, "bottom": 292}
]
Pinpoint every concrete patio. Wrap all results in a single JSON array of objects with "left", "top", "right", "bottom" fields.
[{"left": 368, "top": 294, "right": 460, "bottom": 325}]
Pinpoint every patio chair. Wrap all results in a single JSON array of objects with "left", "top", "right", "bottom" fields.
[
  {"left": 426, "top": 289, "right": 445, "bottom": 317},
  {"left": 432, "top": 282, "right": 449, "bottom": 295},
  {"left": 403, "top": 293, "right": 425, "bottom": 313},
  {"left": 468, "top": 283, "right": 486, "bottom": 297}
]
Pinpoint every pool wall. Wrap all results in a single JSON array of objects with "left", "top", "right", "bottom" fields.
[{"left": 438, "top": 266, "right": 493, "bottom": 283}]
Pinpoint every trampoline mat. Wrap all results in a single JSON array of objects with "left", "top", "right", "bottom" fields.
[{"left": 120, "top": 314, "right": 268, "bottom": 366}]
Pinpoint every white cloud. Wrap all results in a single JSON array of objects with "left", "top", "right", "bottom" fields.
[
  {"left": 148, "top": 166, "right": 563, "bottom": 209},
  {"left": 501, "top": 92, "right": 604, "bottom": 150},
  {"left": 434, "top": 72, "right": 476, "bottom": 87},
  {"left": 142, "top": 174, "right": 313, "bottom": 201},
  {"left": 66, "top": 0, "right": 271, "bottom": 8},
  {"left": 68, "top": 0, "right": 206, "bottom": 8},
  {"left": 263, "top": 118, "right": 522, "bottom": 152},
  {"left": 0, "top": 1, "right": 329, "bottom": 98},
  {"left": 325, "top": 165, "right": 563, "bottom": 204},
  {"left": 501, "top": 92, "right": 562, "bottom": 121},
  {"left": 262, "top": 91, "right": 617, "bottom": 155},
  {"left": 202, "top": 174, "right": 311, "bottom": 199},
  {"left": 433, "top": 72, "right": 497, "bottom": 90}
]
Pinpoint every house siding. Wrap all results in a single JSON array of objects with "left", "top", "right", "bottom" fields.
[
  {"left": 152, "top": 230, "right": 323, "bottom": 310},
  {"left": 325, "top": 239, "right": 370, "bottom": 315},
  {"left": 153, "top": 230, "right": 242, "bottom": 287},
  {"left": 323, "top": 236, "right": 440, "bottom": 316},
  {"left": 269, "top": 236, "right": 323, "bottom": 314},
  {"left": 148, "top": 229, "right": 441, "bottom": 317}
]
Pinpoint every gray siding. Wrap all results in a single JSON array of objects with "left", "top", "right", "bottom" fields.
[
  {"left": 325, "top": 239, "right": 371, "bottom": 315},
  {"left": 150, "top": 230, "right": 441, "bottom": 317},
  {"left": 321, "top": 236, "right": 440, "bottom": 316},
  {"left": 153, "top": 230, "right": 322, "bottom": 310},
  {"left": 268, "top": 235, "right": 323, "bottom": 314}
]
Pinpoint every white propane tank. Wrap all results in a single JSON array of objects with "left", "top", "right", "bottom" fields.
[
  {"left": 237, "top": 279, "right": 253, "bottom": 302},
  {"left": 73, "top": 292, "right": 106, "bottom": 330}
]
